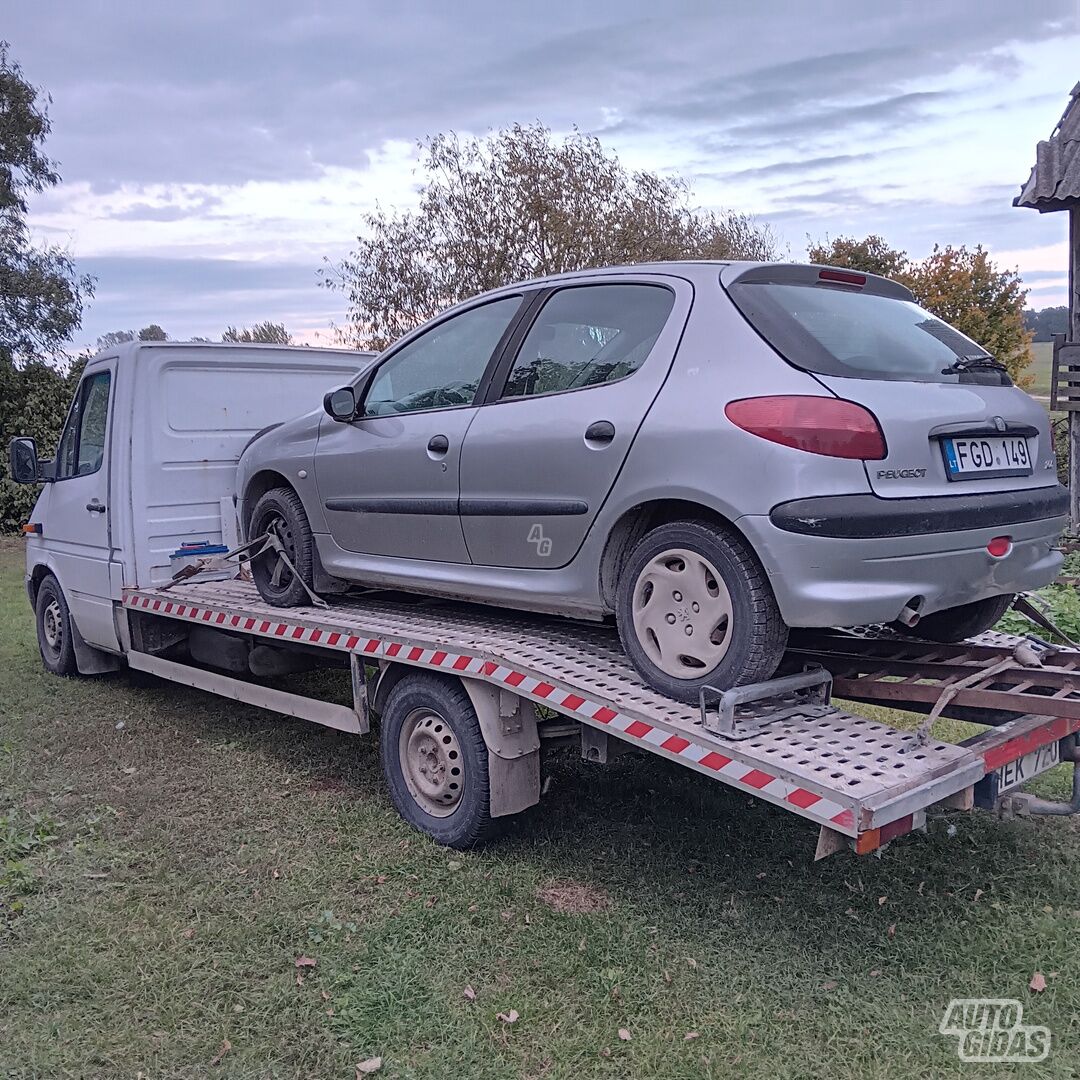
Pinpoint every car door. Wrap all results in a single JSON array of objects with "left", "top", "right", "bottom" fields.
[
  {"left": 314, "top": 295, "right": 525, "bottom": 562},
  {"left": 37, "top": 362, "right": 120, "bottom": 650},
  {"left": 459, "top": 279, "right": 688, "bottom": 568}
]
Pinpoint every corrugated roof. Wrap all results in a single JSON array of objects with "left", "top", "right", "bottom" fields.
[{"left": 1014, "top": 82, "right": 1080, "bottom": 212}]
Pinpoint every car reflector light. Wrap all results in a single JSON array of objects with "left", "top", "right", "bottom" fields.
[
  {"left": 987, "top": 536, "right": 1012, "bottom": 557},
  {"left": 724, "top": 396, "right": 887, "bottom": 460}
]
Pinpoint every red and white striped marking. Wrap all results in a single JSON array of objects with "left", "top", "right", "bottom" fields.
[
  {"left": 982, "top": 714, "right": 1080, "bottom": 771},
  {"left": 124, "top": 591, "right": 858, "bottom": 835}
]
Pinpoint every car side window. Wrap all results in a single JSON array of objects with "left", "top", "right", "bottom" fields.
[
  {"left": 55, "top": 370, "right": 112, "bottom": 479},
  {"left": 362, "top": 296, "right": 522, "bottom": 416},
  {"left": 500, "top": 284, "right": 675, "bottom": 400}
]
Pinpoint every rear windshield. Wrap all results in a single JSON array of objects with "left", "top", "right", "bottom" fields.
[{"left": 727, "top": 280, "right": 1011, "bottom": 386}]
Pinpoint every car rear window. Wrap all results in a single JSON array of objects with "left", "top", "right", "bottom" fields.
[{"left": 727, "top": 279, "right": 1011, "bottom": 386}]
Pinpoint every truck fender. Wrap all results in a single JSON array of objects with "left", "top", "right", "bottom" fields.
[{"left": 459, "top": 676, "right": 540, "bottom": 819}]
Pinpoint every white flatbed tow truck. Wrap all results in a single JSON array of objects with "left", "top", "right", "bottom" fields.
[{"left": 12, "top": 342, "right": 1080, "bottom": 856}]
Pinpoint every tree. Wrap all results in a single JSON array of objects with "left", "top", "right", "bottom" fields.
[
  {"left": 806, "top": 234, "right": 908, "bottom": 281},
  {"left": 1024, "top": 305, "right": 1069, "bottom": 342},
  {"left": 0, "top": 41, "right": 93, "bottom": 529},
  {"left": 324, "top": 123, "right": 778, "bottom": 349},
  {"left": 222, "top": 321, "right": 292, "bottom": 344},
  {"left": 807, "top": 235, "right": 1032, "bottom": 387},
  {"left": 95, "top": 329, "right": 134, "bottom": 349},
  {"left": 95, "top": 324, "right": 169, "bottom": 350}
]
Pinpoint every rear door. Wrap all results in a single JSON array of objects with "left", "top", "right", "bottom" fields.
[
  {"left": 458, "top": 278, "right": 689, "bottom": 568},
  {"left": 722, "top": 264, "right": 1056, "bottom": 501},
  {"left": 36, "top": 361, "right": 120, "bottom": 649}
]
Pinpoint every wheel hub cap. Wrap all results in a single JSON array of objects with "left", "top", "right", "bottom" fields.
[
  {"left": 398, "top": 709, "right": 464, "bottom": 817},
  {"left": 631, "top": 548, "right": 734, "bottom": 679}
]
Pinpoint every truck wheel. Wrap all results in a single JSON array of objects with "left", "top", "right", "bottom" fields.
[
  {"left": 896, "top": 593, "right": 1015, "bottom": 643},
  {"left": 35, "top": 574, "right": 78, "bottom": 676},
  {"left": 615, "top": 520, "right": 788, "bottom": 703},
  {"left": 249, "top": 487, "right": 316, "bottom": 607},
  {"left": 379, "top": 672, "right": 496, "bottom": 849}
]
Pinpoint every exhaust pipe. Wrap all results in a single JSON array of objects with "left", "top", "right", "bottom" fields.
[{"left": 896, "top": 598, "right": 923, "bottom": 628}]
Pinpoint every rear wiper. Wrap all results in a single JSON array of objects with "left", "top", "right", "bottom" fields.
[{"left": 940, "top": 353, "right": 1007, "bottom": 375}]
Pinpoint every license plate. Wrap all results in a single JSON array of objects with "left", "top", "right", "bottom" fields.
[
  {"left": 994, "top": 741, "right": 1061, "bottom": 795},
  {"left": 942, "top": 436, "right": 1032, "bottom": 480}
]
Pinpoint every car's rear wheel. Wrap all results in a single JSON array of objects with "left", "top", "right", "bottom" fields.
[
  {"left": 895, "top": 593, "right": 1015, "bottom": 643},
  {"left": 35, "top": 574, "right": 78, "bottom": 676},
  {"left": 248, "top": 487, "right": 316, "bottom": 607},
  {"left": 615, "top": 520, "right": 788, "bottom": 703}
]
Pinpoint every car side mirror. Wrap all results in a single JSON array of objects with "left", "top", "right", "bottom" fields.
[
  {"left": 323, "top": 386, "right": 357, "bottom": 422},
  {"left": 8, "top": 437, "right": 41, "bottom": 484}
]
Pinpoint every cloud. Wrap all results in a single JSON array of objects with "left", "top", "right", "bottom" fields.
[
  {"left": 108, "top": 194, "right": 222, "bottom": 222},
  {"left": 706, "top": 151, "right": 884, "bottom": 182},
  {"left": 6, "top": 0, "right": 1077, "bottom": 327}
]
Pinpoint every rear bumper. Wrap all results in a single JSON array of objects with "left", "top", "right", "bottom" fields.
[
  {"left": 769, "top": 484, "right": 1069, "bottom": 539},
  {"left": 738, "top": 509, "right": 1065, "bottom": 627}
]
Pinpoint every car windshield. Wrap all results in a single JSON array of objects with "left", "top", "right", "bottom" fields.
[{"left": 727, "top": 280, "right": 1012, "bottom": 386}]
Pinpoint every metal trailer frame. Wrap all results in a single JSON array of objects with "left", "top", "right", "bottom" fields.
[{"left": 120, "top": 580, "right": 1080, "bottom": 857}]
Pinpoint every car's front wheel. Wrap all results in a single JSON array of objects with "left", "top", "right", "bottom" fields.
[
  {"left": 615, "top": 520, "right": 788, "bottom": 703},
  {"left": 248, "top": 487, "right": 317, "bottom": 607},
  {"left": 895, "top": 593, "right": 1015, "bottom": 643}
]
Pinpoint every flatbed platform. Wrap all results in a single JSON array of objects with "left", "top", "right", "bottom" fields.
[{"left": 122, "top": 580, "right": 1080, "bottom": 853}]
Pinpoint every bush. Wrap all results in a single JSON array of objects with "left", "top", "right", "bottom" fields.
[{"left": 0, "top": 355, "right": 83, "bottom": 531}]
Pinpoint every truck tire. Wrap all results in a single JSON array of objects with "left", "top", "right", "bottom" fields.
[
  {"left": 379, "top": 672, "right": 496, "bottom": 849},
  {"left": 896, "top": 593, "right": 1015, "bottom": 643},
  {"left": 35, "top": 574, "right": 78, "bottom": 676},
  {"left": 615, "top": 520, "right": 788, "bottom": 703},
  {"left": 248, "top": 487, "right": 317, "bottom": 607}
]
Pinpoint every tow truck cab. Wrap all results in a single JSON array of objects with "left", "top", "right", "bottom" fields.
[{"left": 9, "top": 341, "right": 371, "bottom": 671}]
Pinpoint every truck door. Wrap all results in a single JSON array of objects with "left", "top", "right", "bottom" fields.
[{"left": 38, "top": 362, "right": 120, "bottom": 650}]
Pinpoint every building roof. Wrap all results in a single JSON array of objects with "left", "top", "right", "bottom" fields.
[{"left": 1015, "top": 82, "right": 1080, "bottom": 212}]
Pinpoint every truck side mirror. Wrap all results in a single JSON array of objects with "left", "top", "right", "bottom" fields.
[
  {"left": 323, "top": 386, "right": 357, "bottom": 422},
  {"left": 8, "top": 437, "right": 40, "bottom": 484}
]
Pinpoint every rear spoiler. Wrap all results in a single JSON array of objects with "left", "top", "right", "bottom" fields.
[{"left": 720, "top": 263, "right": 916, "bottom": 303}]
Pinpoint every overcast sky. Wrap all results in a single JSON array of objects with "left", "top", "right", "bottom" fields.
[{"left": 9, "top": 1, "right": 1079, "bottom": 348}]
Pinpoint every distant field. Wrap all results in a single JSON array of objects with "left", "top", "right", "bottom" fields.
[{"left": 1029, "top": 340, "right": 1054, "bottom": 397}]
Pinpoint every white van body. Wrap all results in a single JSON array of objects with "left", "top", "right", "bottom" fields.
[{"left": 22, "top": 342, "right": 370, "bottom": 666}]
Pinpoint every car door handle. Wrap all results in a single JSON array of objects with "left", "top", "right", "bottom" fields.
[
  {"left": 584, "top": 420, "right": 616, "bottom": 444},
  {"left": 427, "top": 434, "right": 450, "bottom": 454},
  {"left": 86, "top": 501, "right": 106, "bottom": 514}
]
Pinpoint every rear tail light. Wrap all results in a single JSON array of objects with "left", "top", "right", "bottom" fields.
[
  {"left": 724, "top": 396, "right": 887, "bottom": 460},
  {"left": 987, "top": 536, "right": 1012, "bottom": 558}
]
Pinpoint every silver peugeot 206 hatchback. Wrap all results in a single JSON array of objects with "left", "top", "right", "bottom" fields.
[{"left": 237, "top": 262, "right": 1067, "bottom": 702}]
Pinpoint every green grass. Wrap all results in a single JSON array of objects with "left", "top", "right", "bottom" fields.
[
  {"left": 2, "top": 539, "right": 1080, "bottom": 1079},
  {"left": 1028, "top": 341, "right": 1055, "bottom": 398}
]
